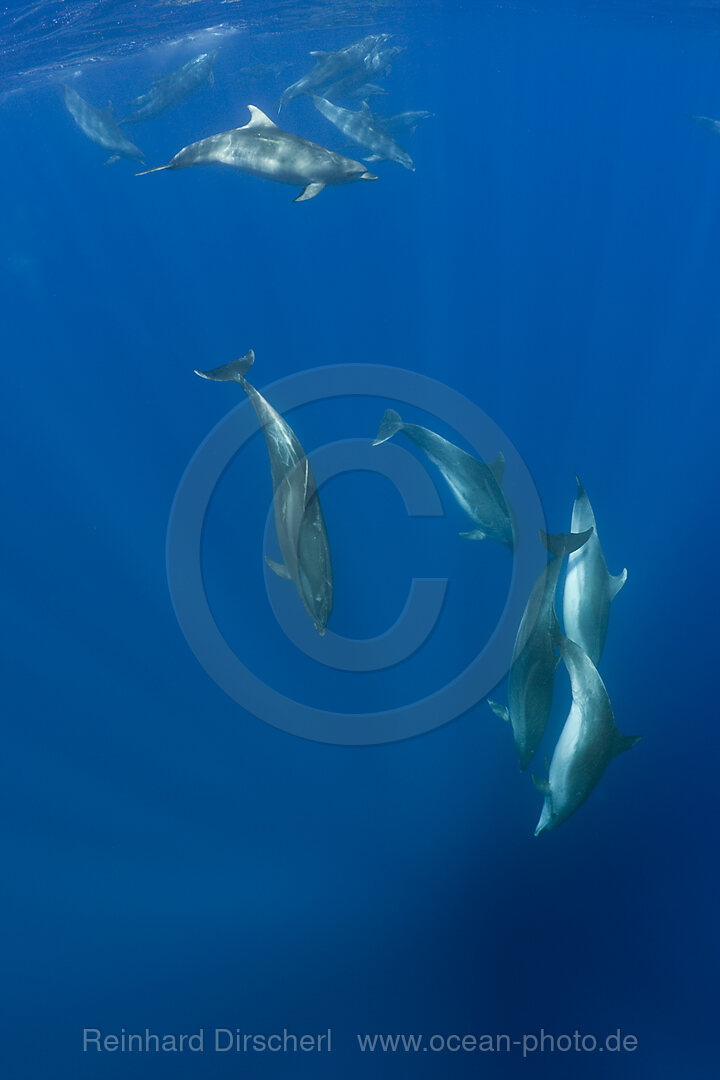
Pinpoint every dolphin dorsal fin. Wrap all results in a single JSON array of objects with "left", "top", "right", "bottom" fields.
[
  {"left": 102, "top": 101, "right": 115, "bottom": 121},
  {"left": 243, "top": 105, "right": 278, "bottom": 129},
  {"left": 488, "top": 451, "right": 505, "bottom": 486},
  {"left": 359, "top": 100, "right": 372, "bottom": 115}
]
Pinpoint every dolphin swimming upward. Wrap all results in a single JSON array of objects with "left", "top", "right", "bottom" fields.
[
  {"left": 121, "top": 51, "right": 218, "bottom": 123},
  {"left": 562, "top": 477, "right": 627, "bottom": 666},
  {"left": 61, "top": 85, "right": 146, "bottom": 165},
  {"left": 373, "top": 409, "right": 515, "bottom": 549},
  {"left": 137, "top": 105, "right": 377, "bottom": 201},
  {"left": 533, "top": 637, "right": 641, "bottom": 835},
  {"left": 194, "top": 350, "right": 333, "bottom": 635},
  {"left": 312, "top": 97, "right": 414, "bottom": 170},
  {"left": 488, "top": 529, "right": 592, "bottom": 770}
]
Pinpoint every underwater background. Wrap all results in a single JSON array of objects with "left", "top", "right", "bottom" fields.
[{"left": 2, "top": 0, "right": 719, "bottom": 1076}]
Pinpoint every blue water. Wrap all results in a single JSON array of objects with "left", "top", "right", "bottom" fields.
[{"left": 2, "top": 1, "right": 719, "bottom": 1076}]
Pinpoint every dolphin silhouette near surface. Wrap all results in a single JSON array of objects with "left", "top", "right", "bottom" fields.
[
  {"left": 533, "top": 637, "right": 641, "bottom": 836},
  {"left": 488, "top": 529, "right": 592, "bottom": 770},
  {"left": 61, "top": 85, "right": 146, "bottom": 165},
  {"left": 121, "top": 51, "right": 218, "bottom": 123},
  {"left": 137, "top": 105, "right": 377, "bottom": 201},
  {"left": 562, "top": 477, "right": 627, "bottom": 666},
  {"left": 194, "top": 350, "right": 333, "bottom": 635},
  {"left": 373, "top": 409, "right": 515, "bottom": 550}
]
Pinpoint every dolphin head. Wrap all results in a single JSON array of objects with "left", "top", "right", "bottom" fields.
[{"left": 395, "top": 150, "right": 415, "bottom": 172}]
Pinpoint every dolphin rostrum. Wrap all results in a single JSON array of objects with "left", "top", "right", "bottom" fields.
[
  {"left": 373, "top": 409, "right": 515, "bottom": 549},
  {"left": 533, "top": 636, "right": 641, "bottom": 835},
  {"left": 278, "top": 34, "right": 391, "bottom": 111},
  {"left": 562, "top": 477, "right": 627, "bottom": 666},
  {"left": 61, "top": 85, "right": 146, "bottom": 165},
  {"left": 488, "top": 529, "right": 593, "bottom": 770},
  {"left": 194, "top": 350, "right": 333, "bottom": 635},
  {"left": 137, "top": 105, "right": 377, "bottom": 201},
  {"left": 121, "top": 51, "right": 218, "bottom": 123},
  {"left": 312, "top": 97, "right": 414, "bottom": 170}
]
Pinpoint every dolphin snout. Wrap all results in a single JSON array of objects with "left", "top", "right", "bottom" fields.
[{"left": 361, "top": 171, "right": 378, "bottom": 181}]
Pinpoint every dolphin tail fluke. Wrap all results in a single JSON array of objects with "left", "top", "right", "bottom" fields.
[
  {"left": 540, "top": 528, "right": 593, "bottom": 558},
  {"left": 136, "top": 163, "right": 171, "bottom": 175},
  {"left": 609, "top": 567, "right": 628, "bottom": 599},
  {"left": 488, "top": 700, "right": 510, "bottom": 724},
  {"left": 194, "top": 349, "right": 255, "bottom": 383},
  {"left": 373, "top": 409, "right": 403, "bottom": 446}
]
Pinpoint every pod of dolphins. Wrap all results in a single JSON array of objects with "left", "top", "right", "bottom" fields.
[
  {"left": 193, "top": 347, "right": 639, "bottom": 837},
  {"left": 60, "top": 36, "right": 433, "bottom": 198},
  {"left": 60, "top": 31, "right": 642, "bottom": 835}
]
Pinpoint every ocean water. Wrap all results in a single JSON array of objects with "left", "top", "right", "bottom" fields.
[{"left": 2, "top": 1, "right": 719, "bottom": 1076}]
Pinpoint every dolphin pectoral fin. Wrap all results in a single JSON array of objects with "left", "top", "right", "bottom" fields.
[
  {"left": 265, "top": 557, "right": 292, "bottom": 581},
  {"left": 532, "top": 774, "right": 551, "bottom": 795},
  {"left": 373, "top": 409, "right": 403, "bottom": 445},
  {"left": 488, "top": 700, "right": 510, "bottom": 724},
  {"left": 460, "top": 529, "right": 488, "bottom": 541},
  {"left": 613, "top": 732, "right": 642, "bottom": 757},
  {"left": 363, "top": 154, "right": 383, "bottom": 162},
  {"left": 208, "top": 71, "right": 215, "bottom": 87},
  {"left": 294, "top": 182, "right": 326, "bottom": 202},
  {"left": 488, "top": 451, "right": 506, "bottom": 486},
  {"left": 104, "top": 154, "right": 120, "bottom": 166},
  {"left": 609, "top": 567, "right": 628, "bottom": 599}
]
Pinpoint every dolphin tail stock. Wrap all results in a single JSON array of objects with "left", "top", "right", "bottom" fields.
[
  {"left": 194, "top": 349, "right": 255, "bottom": 383},
  {"left": 540, "top": 527, "right": 593, "bottom": 558},
  {"left": 136, "top": 163, "right": 171, "bottom": 176},
  {"left": 609, "top": 566, "right": 628, "bottom": 599},
  {"left": 487, "top": 700, "right": 510, "bottom": 724},
  {"left": 372, "top": 408, "right": 403, "bottom": 446}
]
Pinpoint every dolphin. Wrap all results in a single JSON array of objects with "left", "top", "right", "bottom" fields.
[
  {"left": 136, "top": 105, "right": 378, "bottom": 201},
  {"left": 121, "top": 51, "right": 218, "bottom": 123},
  {"left": 321, "top": 44, "right": 405, "bottom": 102},
  {"left": 562, "top": 477, "right": 627, "bottom": 666},
  {"left": 373, "top": 409, "right": 515, "bottom": 550},
  {"left": 533, "top": 637, "right": 641, "bottom": 835},
  {"left": 312, "top": 97, "right": 414, "bottom": 170},
  {"left": 61, "top": 85, "right": 146, "bottom": 165},
  {"left": 278, "top": 34, "right": 391, "bottom": 110},
  {"left": 375, "top": 110, "right": 434, "bottom": 139},
  {"left": 194, "top": 350, "right": 333, "bottom": 635},
  {"left": 238, "top": 59, "right": 295, "bottom": 82},
  {"left": 488, "top": 529, "right": 593, "bottom": 770},
  {"left": 694, "top": 115, "right": 720, "bottom": 136}
]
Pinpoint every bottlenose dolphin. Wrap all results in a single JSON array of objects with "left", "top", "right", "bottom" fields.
[
  {"left": 61, "top": 85, "right": 146, "bottom": 165},
  {"left": 488, "top": 529, "right": 593, "bottom": 770},
  {"left": 121, "top": 51, "right": 218, "bottom": 123},
  {"left": 562, "top": 477, "right": 627, "bottom": 666},
  {"left": 278, "top": 34, "right": 390, "bottom": 110},
  {"left": 373, "top": 409, "right": 515, "bottom": 549},
  {"left": 136, "top": 105, "right": 377, "bottom": 201},
  {"left": 533, "top": 637, "right": 641, "bottom": 835},
  {"left": 375, "top": 110, "right": 434, "bottom": 139},
  {"left": 194, "top": 350, "right": 333, "bottom": 635},
  {"left": 321, "top": 44, "right": 404, "bottom": 102},
  {"left": 313, "top": 97, "right": 414, "bottom": 170}
]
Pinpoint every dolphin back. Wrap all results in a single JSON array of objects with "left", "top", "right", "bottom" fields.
[{"left": 194, "top": 350, "right": 255, "bottom": 383}]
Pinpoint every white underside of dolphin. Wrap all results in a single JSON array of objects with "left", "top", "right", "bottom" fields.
[
  {"left": 533, "top": 637, "right": 641, "bottom": 835},
  {"left": 562, "top": 476, "right": 627, "bottom": 666}
]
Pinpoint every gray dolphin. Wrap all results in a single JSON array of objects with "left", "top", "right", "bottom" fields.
[
  {"left": 278, "top": 34, "right": 391, "bottom": 110},
  {"left": 488, "top": 529, "right": 593, "bottom": 770},
  {"left": 373, "top": 409, "right": 515, "bottom": 549},
  {"left": 533, "top": 637, "right": 641, "bottom": 835},
  {"left": 321, "top": 44, "right": 404, "bottom": 102},
  {"left": 562, "top": 477, "right": 627, "bottom": 666},
  {"left": 194, "top": 350, "right": 333, "bottom": 635},
  {"left": 61, "top": 85, "right": 146, "bottom": 165},
  {"left": 121, "top": 51, "right": 218, "bottom": 123},
  {"left": 313, "top": 97, "right": 414, "bottom": 170},
  {"left": 136, "top": 105, "right": 377, "bottom": 201},
  {"left": 375, "top": 110, "right": 434, "bottom": 139}
]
